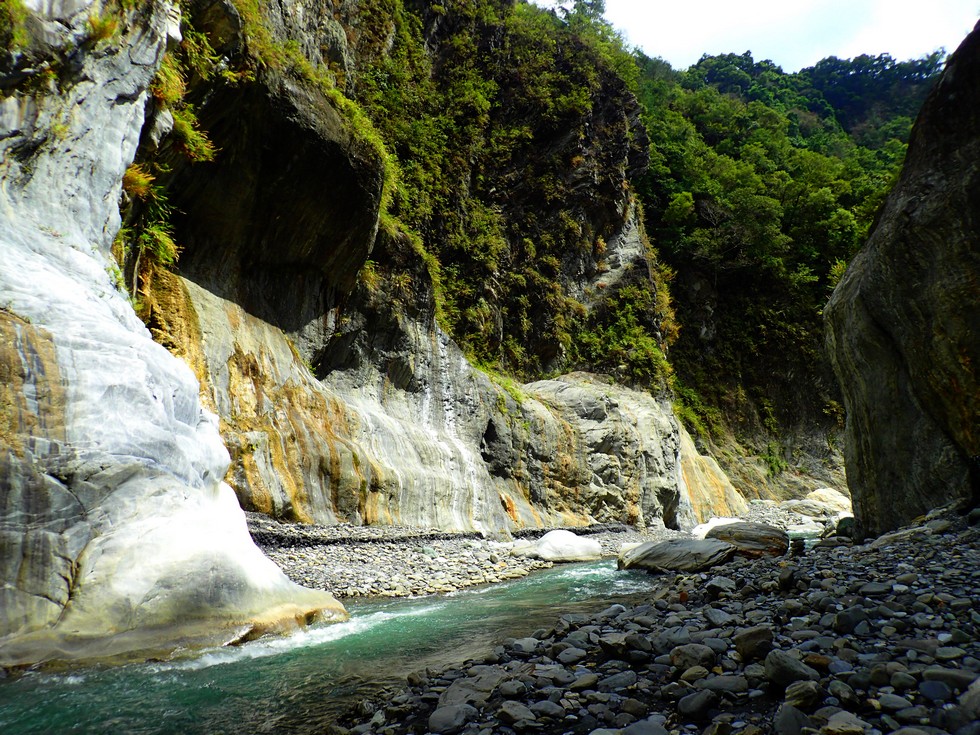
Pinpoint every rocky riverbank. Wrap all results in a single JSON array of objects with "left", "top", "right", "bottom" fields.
[
  {"left": 246, "top": 515, "right": 683, "bottom": 598},
  {"left": 332, "top": 505, "right": 979, "bottom": 735},
  {"left": 246, "top": 501, "right": 820, "bottom": 598},
  {"left": 246, "top": 500, "right": 818, "bottom": 599}
]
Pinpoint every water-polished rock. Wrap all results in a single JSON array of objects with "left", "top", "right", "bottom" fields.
[
  {"left": 670, "top": 644, "right": 717, "bottom": 670},
  {"left": 779, "top": 488, "right": 852, "bottom": 518},
  {"left": 824, "top": 27, "right": 980, "bottom": 536},
  {"left": 428, "top": 704, "right": 478, "bottom": 734},
  {"left": 498, "top": 700, "right": 536, "bottom": 724},
  {"left": 618, "top": 538, "right": 736, "bottom": 572},
  {"left": 734, "top": 625, "right": 774, "bottom": 662},
  {"left": 705, "top": 522, "right": 789, "bottom": 558},
  {"left": 533, "top": 530, "right": 602, "bottom": 562}
]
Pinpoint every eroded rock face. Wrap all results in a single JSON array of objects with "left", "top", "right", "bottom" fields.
[
  {"left": 158, "top": 258, "right": 738, "bottom": 531},
  {"left": 0, "top": 0, "right": 344, "bottom": 666},
  {"left": 126, "top": 0, "right": 748, "bottom": 532},
  {"left": 704, "top": 521, "right": 789, "bottom": 559},
  {"left": 825, "top": 29, "right": 980, "bottom": 537}
]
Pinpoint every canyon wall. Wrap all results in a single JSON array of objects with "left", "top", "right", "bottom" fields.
[
  {"left": 140, "top": 0, "right": 748, "bottom": 532},
  {"left": 0, "top": 0, "right": 344, "bottom": 667},
  {"left": 0, "top": 0, "right": 749, "bottom": 664},
  {"left": 826, "top": 28, "right": 980, "bottom": 536}
]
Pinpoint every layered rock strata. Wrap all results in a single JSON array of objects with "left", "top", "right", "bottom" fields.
[{"left": 0, "top": 0, "right": 344, "bottom": 667}]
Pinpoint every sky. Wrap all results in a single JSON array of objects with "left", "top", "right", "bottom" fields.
[{"left": 542, "top": 1, "right": 979, "bottom": 72}]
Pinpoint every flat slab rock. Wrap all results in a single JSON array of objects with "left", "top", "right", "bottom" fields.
[
  {"left": 705, "top": 521, "right": 789, "bottom": 558},
  {"left": 617, "top": 538, "right": 736, "bottom": 572}
]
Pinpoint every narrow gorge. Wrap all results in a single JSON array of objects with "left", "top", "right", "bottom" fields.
[
  {"left": 0, "top": 0, "right": 746, "bottom": 666},
  {"left": 0, "top": 0, "right": 976, "bottom": 694}
]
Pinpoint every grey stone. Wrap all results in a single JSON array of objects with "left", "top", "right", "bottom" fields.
[
  {"left": 890, "top": 672, "right": 917, "bottom": 690},
  {"left": 705, "top": 576, "right": 737, "bottom": 597},
  {"left": 598, "top": 670, "right": 638, "bottom": 692},
  {"left": 670, "top": 644, "right": 716, "bottom": 670},
  {"left": 511, "top": 637, "right": 540, "bottom": 653},
  {"left": 700, "top": 675, "right": 748, "bottom": 693},
  {"left": 498, "top": 680, "right": 527, "bottom": 699},
  {"left": 833, "top": 606, "right": 869, "bottom": 635},
  {"left": 821, "top": 710, "right": 872, "bottom": 734},
  {"left": 936, "top": 646, "right": 967, "bottom": 661},
  {"left": 734, "top": 625, "right": 774, "bottom": 662},
  {"left": 529, "top": 700, "right": 565, "bottom": 718},
  {"left": 705, "top": 522, "right": 789, "bottom": 558},
  {"left": 704, "top": 607, "right": 736, "bottom": 627},
  {"left": 570, "top": 673, "right": 599, "bottom": 691},
  {"left": 957, "top": 677, "right": 980, "bottom": 720},
  {"left": 498, "top": 700, "right": 536, "bottom": 725},
  {"left": 622, "top": 718, "right": 669, "bottom": 735},
  {"left": 858, "top": 582, "right": 892, "bottom": 596},
  {"left": 923, "top": 666, "right": 980, "bottom": 689},
  {"left": 559, "top": 647, "right": 589, "bottom": 664},
  {"left": 764, "top": 650, "right": 820, "bottom": 688},
  {"left": 825, "top": 28, "right": 980, "bottom": 536},
  {"left": 878, "top": 693, "right": 913, "bottom": 711},
  {"left": 773, "top": 703, "right": 814, "bottom": 735},
  {"left": 677, "top": 689, "right": 717, "bottom": 720},
  {"left": 784, "top": 680, "right": 822, "bottom": 710},
  {"left": 919, "top": 679, "right": 952, "bottom": 701},
  {"left": 429, "top": 704, "right": 478, "bottom": 734},
  {"left": 827, "top": 679, "right": 860, "bottom": 707},
  {"left": 618, "top": 538, "right": 737, "bottom": 573},
  {"left": 439, "top": 667, "right": 507, "bottom": 707}
]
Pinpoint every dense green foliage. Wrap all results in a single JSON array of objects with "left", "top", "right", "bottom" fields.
[
  {"left": 0, "top": 0, "right": 29, "bottom": 51},
  {"left": 352, "top": 0, "right": 668, "bottom": 381},
  {"left": 803, "top": 52, "right": 944, "bottom": 146},
  {"left": 350, "top": 0, "right": 944, "bottom": 427},
  {"left": 633, "top": 50, "right": 942, "bottom": 438},
  {"left": 98, "top": 0, "right": 943, "bottom": 452}
]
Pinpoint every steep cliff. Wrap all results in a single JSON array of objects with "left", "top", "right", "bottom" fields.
[
  {"left": 0, "top": 0, "right": 344, "bottom": 667},
  {"left": 825, "top": 27, "right": 980, "bottom": 537},
  {"left": 136, "top": 0, "right": 745, "bottom": 532},
  {"left": 0, "top": 0, "right": 751, "bottom": 665}
]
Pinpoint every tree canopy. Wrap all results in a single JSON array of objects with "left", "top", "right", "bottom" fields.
[{"left": 633, "top": 47, "right": 943, "bottom": 439}]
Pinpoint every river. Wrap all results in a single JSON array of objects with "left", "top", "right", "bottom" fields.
[{"left": 0, "top": 561, "right": 662, "bottom": 734}]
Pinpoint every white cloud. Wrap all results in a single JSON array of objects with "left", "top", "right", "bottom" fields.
[{"left": 568, "top": 0, "right": 979, "bottom": 70}]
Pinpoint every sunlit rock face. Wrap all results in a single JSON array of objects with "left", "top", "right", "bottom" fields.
[
  {"left": 0, "top": 0, "right": 343, "bottom": 667},
  {"left": 826, "top": 28, "right": 980, "bottom": 537},
  {"left": 119, "top": 0, "right": 743, "bottom": 532},
  {"left": 159, "top": 258, "right": 745, "bottom": 533},
  {"left": 676, "top": 427, "right": 749, "bottom": 524}
]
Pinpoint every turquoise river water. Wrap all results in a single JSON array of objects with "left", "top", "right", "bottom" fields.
[{"left": 0, "top": 561, "right": 662, "bottom": 734}]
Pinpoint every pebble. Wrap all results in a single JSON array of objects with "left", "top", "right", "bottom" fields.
[
  {"left": 247, "top": 514, "right": 681, "bottom": 598},
  {"left": 328, "top": 506, "right": 978, "bottom": 735}
]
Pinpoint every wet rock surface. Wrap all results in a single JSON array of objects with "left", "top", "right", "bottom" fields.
[{"left": 338, "top": 507, "right": 979, "bottom": 734}]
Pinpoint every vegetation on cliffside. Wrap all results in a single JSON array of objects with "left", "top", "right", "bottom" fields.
[
  {"left": 633, "top": 50, "right": 942, "bottom": 449},
  {"left": 346, "top": 0, "right": 943, "bottom": 460},
  {"left": 110, "top": 0, "right": 943, "bottom": 490},
  {"left": 351, "top": 0, "right": 667, "bottom": 383}
]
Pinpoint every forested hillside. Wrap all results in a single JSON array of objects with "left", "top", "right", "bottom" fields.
[
  {"left": 343, "top": 0, "right": 944, "bottom": 490},
  {"left": 117, "top": 0, "right": 945, "bottom": 496},
  {"left": 633, "top": 49, "right": 942, "bottom": 477}
]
